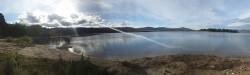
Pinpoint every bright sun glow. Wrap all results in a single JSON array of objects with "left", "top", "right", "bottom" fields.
[
  {"left": 27, "top": 0, "right": 79, "bottom": 18},
  {"left": 53, "top": 0, "right": 78, "bottom": 17}
]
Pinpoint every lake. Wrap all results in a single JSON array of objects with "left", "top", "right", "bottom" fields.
[{"left": 51, "top": 32, "right": 250, "bottom": 59}]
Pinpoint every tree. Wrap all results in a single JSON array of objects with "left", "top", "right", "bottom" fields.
[
  {"left": 26, "top": 25, "right": 50, "bottom": 36},
  {"left": 6, "top": 23, "right": 27, "bottom": 37},
  {"left": 0, "top": 13, "right": 7, "bottom": 36}
]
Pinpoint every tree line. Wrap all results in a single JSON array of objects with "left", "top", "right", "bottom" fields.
[{"left": 199, "top": 28, "right": 238, "bottom": 33}]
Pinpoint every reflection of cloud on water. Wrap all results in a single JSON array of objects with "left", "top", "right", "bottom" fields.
[
  {"left": 68, "top": 45, "right": 86, "bottom": 56},
  {"left": 71, "top": 33, "right": 135, "bottom": 56},
  {"left": 70, "top": 32, "right": 187, "bottom": 57},
  {"left": 229, "top": 33, "right": 250, "bottom": 56},
  {"left": 48, "top": 38, "right": 66, "bottom": 49},
  {"left": 50, "top": 32, "right": 250, "bottom": 58}
]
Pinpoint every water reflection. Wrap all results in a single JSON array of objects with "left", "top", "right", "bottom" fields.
[
  {"left": 71, "top": 33, "right": 135, "bottom": 56},
  {"left": 50, "top": 32, "right": 250, "bottom": 59},
  {"left": 48, "top": 37, "right": 68, "bottom": 49},
  {"left": 48, "top": 37, "right": 87, "bottom": 56}
]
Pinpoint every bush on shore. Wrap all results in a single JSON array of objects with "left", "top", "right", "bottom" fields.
[
  {"left": 0, "top": 51, "right": 109, "bottom": 75},
  {"left": 5, "top": 36, "right": 33, "bottom": 47},
  {"left": 4, "top": 50, "right": 28, "bottom": 75}
]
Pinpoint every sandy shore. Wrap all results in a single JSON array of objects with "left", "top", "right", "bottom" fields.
[{"left": 1, "top": 40, "right": 250, "bottom": 75}]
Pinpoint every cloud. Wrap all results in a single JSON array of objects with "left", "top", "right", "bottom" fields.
[
  {"left": 74, "top": 0, "right": 233, "bottom": 28},
  {"left": 2, "top": 0, "right": 250, "bottom": 29},
  {"left": 17, "top": 10, "right": 104, "bottom": 28},
  {"left": 7, "top": 0, "right": 117, "bottom": 28},
  {"left": 227, "top": 10, "right": 250, "bottom": 30},
  {"left": 227, "top": 22, "right": 250, "bottom": 29},
  {"left": 227, "top": 20, "right": 250, "bottom": 30}
]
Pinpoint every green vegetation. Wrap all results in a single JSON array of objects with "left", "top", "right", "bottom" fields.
[
  {"left": 5, "top": 36, "right": 33, "bottom": 47},
  {"left": 0, "top": 50, "right": 109, "bottom": 75},
  {"left": 15, "top": 36, "right": 33, "bottom": 47},
  {"left": 1, "top": 13, "right": 75, "bottom": 40},
  {"left": 4, "top": 50, "right": 27, "bottom": 75},
  {"left": 1, "top": 13, "right": 110, "bottom": 75},
  {"left": 200, "top": 28, "right": 238, "bottom": 33},
  {"left": 3, "top": 23, "right": 28, "bottom": 37}
]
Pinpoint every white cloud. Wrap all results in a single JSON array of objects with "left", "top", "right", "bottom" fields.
[
  {"left": 228, "top": 22, "right": 246, "bottom": 27},
  {"left": 138, "top": 0, "right": 226, "bottom": 24},
  {"left": 17, "top": 10, "right": 105, "bottom": 28},
  {"left": 2, "top": 0, "right": 250, "bottom": 29},
  {"left": 227, "top": 9, "right": 250, "bottom": 30},
  {"left": 227, "top": 22, "right": 250, "bottom": 30}
]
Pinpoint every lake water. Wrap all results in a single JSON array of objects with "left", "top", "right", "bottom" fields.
[{"left": 54, "top": 32, "right": 250, "bottom": 59}]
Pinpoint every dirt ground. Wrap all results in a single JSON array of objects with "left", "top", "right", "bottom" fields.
[
  {"left": 86, "top": 55, "right": 250, "bottom": 75},
  {"left": 126, "top": 55, "right": 250, "bottom": 75}
]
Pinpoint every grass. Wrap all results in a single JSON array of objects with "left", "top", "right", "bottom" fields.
[
  {"left": 5, "top": 36, "right": 33, "bottom": 47},
  {"left": 0, "top": 50, "right": 109, "bottom": 75}
]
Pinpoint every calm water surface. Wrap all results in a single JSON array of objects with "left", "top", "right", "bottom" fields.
[{"left": 59, "top": 32, "right": 250, "bottom": 58}]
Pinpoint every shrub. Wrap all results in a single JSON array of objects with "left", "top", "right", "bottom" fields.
[
  {"left": 15, "top": 36, "right": 33, "bottom": 47},
  {"left": 4, "top": 36, "right": 33, "bottom": 47},
  {"left": 5, "top": 50, "right": 21, "bottom": 75},
  {"left": 5, "top": 37, "right": 15, "bottom": 42}
]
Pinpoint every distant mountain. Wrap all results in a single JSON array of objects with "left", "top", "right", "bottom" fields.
[
  {"left": 75, "top": 27, "right": 193, "bottom": 34},
  {"left": 135, "top": 27, "right": 192, "bottom": 32}
]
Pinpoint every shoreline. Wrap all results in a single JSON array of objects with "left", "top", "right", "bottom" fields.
[
  {"left": 1, "top": 40, "right": 250, "bottom": 75},
  {"left": 2, "top": 38, "right": 250, "bottom": 61}
]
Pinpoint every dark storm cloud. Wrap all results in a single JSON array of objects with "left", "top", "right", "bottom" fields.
[
  {"left": 227, "top": 17, "right": 250, "bottom": 29},
  {"left": 238, "top": 17, "right": 250, "bottom": 23},
  {"left": 75, "top": 0, "right": 138, "bottom": 17},
  {"left": 47, "top": 14, "right": 64, "bottom": 22},
  {"left": 76, "top": 19, "right": 87, "bottom": 24},
  {"left": 58, "top": 21, "right": 72, "bottom": 26},
  {"left": 23, "top": 12, "right": 40, "bottom": 23}
]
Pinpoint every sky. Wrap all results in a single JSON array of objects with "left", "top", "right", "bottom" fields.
[{"left": 1, "top": 0, "right": 250, "bottom": 29}]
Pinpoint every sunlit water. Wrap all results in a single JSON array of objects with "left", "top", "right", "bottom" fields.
[{"left": 50, "top": 32, "right": 250, "bottom": 59}]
